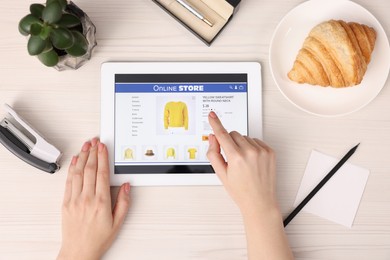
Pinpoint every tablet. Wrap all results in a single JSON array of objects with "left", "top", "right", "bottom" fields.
[{"left": 101, "top": 62, "right": 262, "bottom": 186}]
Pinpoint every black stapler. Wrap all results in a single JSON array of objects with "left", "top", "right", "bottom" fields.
[{"left": 0, "top": 104, "right": 62, "bottom": 173}]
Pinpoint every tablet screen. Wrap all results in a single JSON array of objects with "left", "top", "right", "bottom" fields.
[{"left": 114, "top": 73, "right": 248, "bottom": 174}]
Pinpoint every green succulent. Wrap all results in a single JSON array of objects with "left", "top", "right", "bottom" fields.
[{"left": 18, "top": 0, "right": 88, "bottom": 67}]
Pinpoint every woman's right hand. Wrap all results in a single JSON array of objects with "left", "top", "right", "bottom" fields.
[
  {"left": 206, "top": 111, "right": 293, "bottom": 260},
  {"left": 206, "top": 111, "right": 279, "bottom": 216}
]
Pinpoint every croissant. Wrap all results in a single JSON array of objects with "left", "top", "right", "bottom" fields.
[{"left": 288, "top": 20, "right": 376, "bottom": 88}]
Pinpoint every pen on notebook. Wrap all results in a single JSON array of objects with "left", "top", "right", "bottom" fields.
[
  {"left": 283, "top": 143, "right": 360, "bottom": 227},
  {"left": 176, "top": 0, "right": 213, "bottom": 27}
]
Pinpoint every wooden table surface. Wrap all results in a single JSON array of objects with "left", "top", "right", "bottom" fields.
[{"left": 0, "top": 0, "right": 389, "bottom": 259}]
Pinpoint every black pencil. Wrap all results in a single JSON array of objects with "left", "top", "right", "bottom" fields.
[{"left": 283, "top": 144, "right": 360, "bottom": 227}]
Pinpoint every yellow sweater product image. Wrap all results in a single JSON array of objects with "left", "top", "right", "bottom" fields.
[
  {"left": 124, "top": 148, "right": 134, "bottom": 160},
  {"left": 164, "top": 101, "right": 189, "bottom": 130}
]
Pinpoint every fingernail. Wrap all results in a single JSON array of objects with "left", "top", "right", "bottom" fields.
[
  {"left": 71, "top": 156, "right": 78, "bottom": 165},
  {"left": 208, "top": 134, "right": 214, "bottom": 144},
  {"left": 124, "top": 182, "right": 131, "bottom": 194},
  {"left": 209, "top": 111, "right": 217, "bottom": 118},
  {"left": 82, "top": 142, "right": 91, "bottom": 152},
  {"left": 98, "top": 143, "right": 105, "bottom": 153},
  {"left": 91, "top": 137, "right": 98, "bottom": 147}
]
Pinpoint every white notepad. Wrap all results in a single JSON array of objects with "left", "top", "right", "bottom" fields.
[{"left": 294, "top": 150, "right": 370, "bottom": 228}]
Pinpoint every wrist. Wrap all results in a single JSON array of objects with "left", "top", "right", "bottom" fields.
[
  {"left": 240, "top": 204, "right": 293, "bottom": 260},
  {"left": 241, "top": 204, "right": 283, "bottom": 226},
  {"left": 239, "top": 197, "right": 281, "bottom": 218},
  {"left": 57, "top": 247, "right": 101, "bottom": 260}
]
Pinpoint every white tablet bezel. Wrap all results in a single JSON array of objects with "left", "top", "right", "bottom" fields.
[{"left": 101, "top": 62, "right": 262, "bottom": 186}]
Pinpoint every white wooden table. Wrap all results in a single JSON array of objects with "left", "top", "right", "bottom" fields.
[{"left": 0, "top": 0, "right": 389, "bottom": 259}]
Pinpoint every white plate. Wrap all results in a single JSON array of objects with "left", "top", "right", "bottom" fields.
[{"left": 269, "top": 0, "right": 390, "bottom": 117}]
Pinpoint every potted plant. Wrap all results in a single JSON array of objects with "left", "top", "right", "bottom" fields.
[{"left": 18, "top": 0, "right": 96, "bottom": 70}]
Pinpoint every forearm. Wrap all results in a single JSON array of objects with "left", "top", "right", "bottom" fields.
[{"left": 242, "top": 207, "right": 294, "bottom": 260}]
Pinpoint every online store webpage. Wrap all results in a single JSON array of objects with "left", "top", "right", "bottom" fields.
[{"left": 114, "top": 74, "right": 248, "bottom": 174}]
